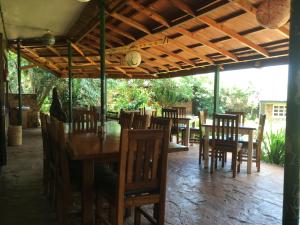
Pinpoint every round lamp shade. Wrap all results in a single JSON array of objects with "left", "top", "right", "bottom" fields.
[
  {"left": 125, "top": 51, "right": 142, "bottom": 67},
  {"left": 42, "top": 33, "right": 55, "bottom": 46},
  {"left": 256, "top": 0, "right": 290, "bottom": 29}
]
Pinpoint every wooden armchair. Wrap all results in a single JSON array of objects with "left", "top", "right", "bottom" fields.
[
  {"left": 211, "top": 114, "right": 242, "bottom": 178},
  {"left": 73, "top": 108, "right": 98, "bottom": 133},
  {"left": 95, "top": 129, "right": 169, "bottom": 225},
  {"left": 162, "top": 108, "right": 179, "bottom": 143},
  {"left": 241, "top": 114, "right": 266, "bottom": 172},
  {"left": 149, "top": 117, "right": 172, "bottom": 138}
]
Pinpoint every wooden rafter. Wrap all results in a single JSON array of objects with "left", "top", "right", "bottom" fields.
[
  {"left": 20, "top": 64, "right": 37, "bottom": 70},
  {"left": 126, "top": 0, "right": 170, "bottom": 28},
  {"left": 230, "top": 0, "right": 289, "bottom": 38},
  {"left": 110, "top": 12, "right": 151, "bottom": 34},
  {"left": 106, "top": 24, "right": 136, "bottom": 41}
]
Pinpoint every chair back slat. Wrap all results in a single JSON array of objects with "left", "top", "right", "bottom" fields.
[
  {"left": 149, "top": 117, "right": 172, "bottom": 138},
  {"left": 118, "top": 129, "right": 169, "bottom": 194},
  {"left": 162, "top": 108, "right": 178, "bottom": 134},
  {"left": 172, "top": 107, "right": 186, "bottom": 118},
  {"left": 73, "top": 109, "right": 97, "bottom": 133},
  {"left": 119, "top": 111, "right": 134, "bottom": 129},
  {"left": 225, "top": 111, "right": 245, "bottom": 125},
  {"left": 132, "top": 115, "right": 149, "bottom": 129}
]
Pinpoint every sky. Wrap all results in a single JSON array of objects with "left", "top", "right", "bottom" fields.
[{"left": 195, "top": 65, "right": 289, "bottom": 102}]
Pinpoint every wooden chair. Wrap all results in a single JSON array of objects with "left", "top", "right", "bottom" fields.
[
  {"left": 73, "top": 108, "right": 98, "bottom": 133},
  {"left": 211, "top": 114, "right": 242, "bottom": 178},
  {"left": 241, "top": 114, "right": 266, "bottom": 172},
  {"left": 132, "top": 114, "right": 149, "bottom": 129},
  {"left": 95, "top": 129, "right": 169, "bottom": 225},
  {"left": 119, "top": 111, "right": 134, "bottom": 129},
  {"left": 54, "top": 118, "right": 81, "bottom": 225},
  {"left": 162, "top": 108, "right": 179, "bottom": 143},
  {"left": 172, "top": 106, "right": 186, "bottom": 118},
  {"left": 40, "top": 113, "right": 50, "bottom": 195},
  {"left": 225, "top": 111, "right": 245, "bottom": 125}
]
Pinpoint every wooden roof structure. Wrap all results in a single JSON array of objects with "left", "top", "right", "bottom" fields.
[{"left": 7, "top": 0, "right": 290, "bottom": 79}]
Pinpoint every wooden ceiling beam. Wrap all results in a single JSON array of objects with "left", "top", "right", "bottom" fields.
[
  {"left": 110, "top": 12, "right": 151, "bottom": 34},
  {"left": 126, "top": 0, "right": 170, "bottom": 28},
  {"left": 20, "top": 64, "right": 38, "bottom": 70},
  {"left": 168, "top": 0, "right": 196, "bottom": 16},
  {"left": 230, "top": 0, "right": 289, "bottom": 38},
  {"left": 173, "top": 27, "right": 239, "bottom": 61}
]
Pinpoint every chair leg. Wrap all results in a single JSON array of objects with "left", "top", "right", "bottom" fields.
[
  {"left": 257, "top": 149, "right": 261, "bottom": 172},
  {"left": 134, "top": 208, "right": 141, "bottom": 225},
  {"left": 232, "top": 152, "right": 237, "bottom": 178},
  {"left": 199, "top": 140, "right": 202, "bottom": 165},
  {"left": 237, "top": 151, "right": 241, "bottom": 173}
]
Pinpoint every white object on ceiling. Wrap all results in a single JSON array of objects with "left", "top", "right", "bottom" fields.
[{"left": 1, "top": 0, "right": 87, "bottom": 39}]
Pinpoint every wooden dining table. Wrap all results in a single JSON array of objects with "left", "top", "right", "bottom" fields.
[
  {"left": 202, "top": 123, "right": 256, "bottom": 174},
  {"left": 65, "top": 120, "right": 188, "bottom": 225}
]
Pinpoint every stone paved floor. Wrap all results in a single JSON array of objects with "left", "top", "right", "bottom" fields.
[{"left": 0, "top": 129, "right": 283, "bottom": 225}]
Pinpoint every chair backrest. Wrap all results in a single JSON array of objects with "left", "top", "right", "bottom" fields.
[
  {"left": 118, "top": 129, "right": 169, "bottom": 197},
  {"left": 73, "top": 108, "right": 98, "bottom": 133},
  {"left": 257, "top": 114, "right": 266, "bottom": 148},
  {"left": 149, "top": 117, "right": 172, "bottom": 138},
  {"left": 132, "top": 114, "right": 149, "bottom": 129},
  {"left": 139, "top": 107, "right": 146, "bottom": 115},
  {"left": 172, "top": 107, "right": 186, "bottom": 118},
  {"left": 119, "top": 111, "right": 134, "bottom": 129},
  {"left": 225, "top": 111, "right": 245, "bottom": 125},
  {"left": 161, "top": 108, "right": 178, "bottom": 134},
  {"left": 212, "top": 114, "right": 239, "bottom": 147}
]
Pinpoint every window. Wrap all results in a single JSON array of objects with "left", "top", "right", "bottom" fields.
[{"left": 273, "top": 105, "right": 286, "bottom": 117}]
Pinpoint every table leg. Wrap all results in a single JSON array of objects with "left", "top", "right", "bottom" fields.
[
  {"left": 82, "top": 160, "right": 95, "bottom": 225},
  {"left": 204, "top": 127, "right": 209, "bottom": 169},
  {"left": 247, "top": 131, "right": 253, "bottom": 174}
]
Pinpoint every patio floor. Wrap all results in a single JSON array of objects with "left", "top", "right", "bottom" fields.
[{"left": 0, "top": 129, "right": 283, "bottom": 225}]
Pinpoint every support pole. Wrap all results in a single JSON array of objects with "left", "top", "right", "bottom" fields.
[
  {"left": 283, "top": 0, "right": 300, "bottom": 224},
  {"left": 99, "top": 0, "right": 106, "bottom": 126},
  {"left": 67, "top": 40, "right": 73, "bottom": 130},
  {"left": 0, "top": 33, "right": 7, "bottom": 166},
  {"left": 213, "top": 66, "right": 220, "bottom": 114},
  {"left": 17, "top": 40, "right": 22, "bottom": 126}
]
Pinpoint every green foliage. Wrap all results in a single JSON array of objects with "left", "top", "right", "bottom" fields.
[
  {"left": 150, "top": 78, "right": 193, "bottom": 107},
  {"left": 262, "top": 129, "right": 285, "bottom": 166}
]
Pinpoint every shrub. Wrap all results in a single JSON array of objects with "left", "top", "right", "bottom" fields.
[{"left": 262, "top": 129, "right": 285, "bottom": 166}]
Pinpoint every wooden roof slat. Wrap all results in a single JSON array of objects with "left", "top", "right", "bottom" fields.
[
  {"left": 110, "top": 12, "right": 151, "bottom": 34},
  {"left": 230, "top": 0, "right": 289, "bottom": 38},
  {"left": 197, "top": 16, "right": 270, "bottom": 57},
  {"left": 173, "top": 27, "right": 239, "bottom": 62},
  {"left": 169, "top": 0, "right": 270, "bottom": 57},
  {"left": 168, "top": 0, "right": 196, "bottom": 16},
  {"left": 166, "top": 36, "right": 214, "bottom": 64},
  {"left": 127, "top": 0, "right": 170, "bottom": 28},
  {"left": 106, "top": 24, "right": 136, "bottom": 41}
]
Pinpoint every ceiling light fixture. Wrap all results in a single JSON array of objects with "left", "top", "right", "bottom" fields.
[{"left": 77, "top": 0, "right": 91, "bottom": 2}]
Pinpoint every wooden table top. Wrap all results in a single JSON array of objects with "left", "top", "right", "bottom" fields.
[{"left": 66, "top": 121, "right": 188, "bottom": 161}]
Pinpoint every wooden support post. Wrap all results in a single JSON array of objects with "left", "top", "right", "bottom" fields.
[
  {"left": 0, "top": 33, "right": 7, "bottom": 166},
  {"left": 67, "top": 40, "right": 73, "bottom": 129},
  {"left": 99, "top": 0, "right": 106, "bottom": 126},
  {"left": 283, "top": 0, "right": 300, "bottom": 224},
  {"left": 213, "top": 66, "right": 220, "bottom": 114},
  {"left": 17, "top": 40, "right": 22, "bottom": 126}
]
